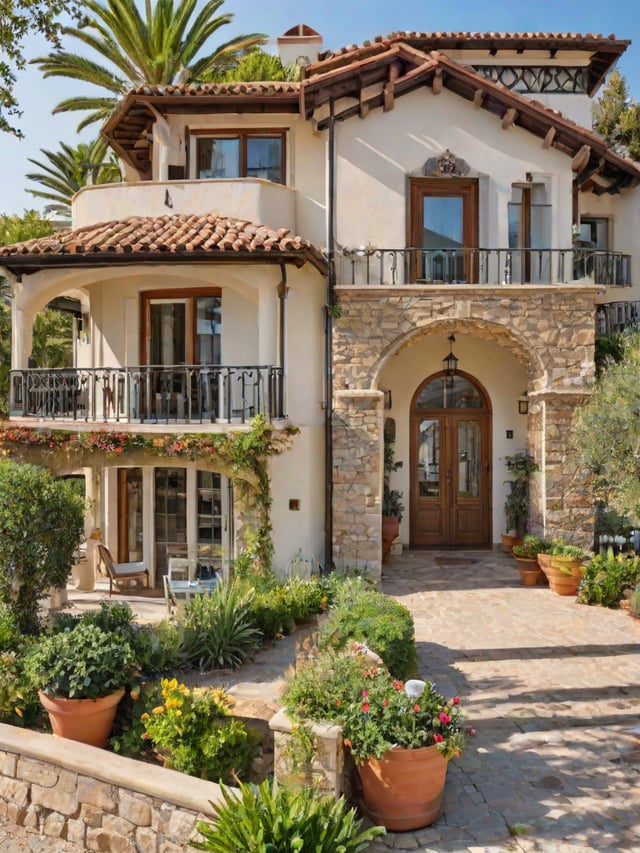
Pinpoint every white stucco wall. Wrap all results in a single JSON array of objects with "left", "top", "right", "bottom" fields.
[{"left": 332, "top": 87, "right": 574, "bottom": 258}]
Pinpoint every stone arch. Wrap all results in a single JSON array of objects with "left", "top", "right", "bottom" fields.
[{"left": 370, "top": 316, "right": 547, "bottom": 394}]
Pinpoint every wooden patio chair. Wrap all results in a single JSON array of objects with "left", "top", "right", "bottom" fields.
[{"left": 97, "top": 544, "right": 149, "bottom": 597}]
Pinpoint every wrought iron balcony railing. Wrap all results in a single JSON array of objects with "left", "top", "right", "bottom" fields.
[
  {"left": 336, "top": 247, "right": 631, "bottom": 288},
  {"left": 596, "top": 301, "right": 640, "bottom": 336},
  {"left": 9, "top": 365, "right": 285, "bottom": 424}
]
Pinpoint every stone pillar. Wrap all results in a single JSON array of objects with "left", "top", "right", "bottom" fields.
[
  {"left": 537, "top": 390, "right": 593, "bottom": 547},
  {"left": 332, "top": 390, "right": 384, "bottom": 579}
]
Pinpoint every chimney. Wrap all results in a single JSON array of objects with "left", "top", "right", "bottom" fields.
[{"left": 277, "top": 24, "right": 323, "bottom": 69}]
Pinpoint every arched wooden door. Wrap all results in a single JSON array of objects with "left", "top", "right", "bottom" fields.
[{"left": 410, "top": 371, "right": 492, "bottom": 547}]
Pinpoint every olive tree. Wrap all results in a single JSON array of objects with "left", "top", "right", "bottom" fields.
[
  {"left": 0, "top": 461, "right": 85, "bottom": 634},
  {"left": 573, "top": 332, "right": 640, "bottom": 525}
]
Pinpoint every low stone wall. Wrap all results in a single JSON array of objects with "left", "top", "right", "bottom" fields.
[{"left": 0, "top": 723, "right": 225, "bottom": 852}]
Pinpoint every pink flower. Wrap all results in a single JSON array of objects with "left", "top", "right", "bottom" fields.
[
  {"left": 362, "top": 690, "right": 369, "bottom": 698},
  {"left": 433, "top": 733, "right": 444, "bottom": 743},
  {"left": 439, "top": 712, "right": 451, "bottom": 724}
]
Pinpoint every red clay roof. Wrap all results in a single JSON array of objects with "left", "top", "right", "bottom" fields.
[
  {"left": 124, "top": 81, "right": 301, "bottom": 98},
  {"left": 0, "top": 213, "right": 326, "bottom": 275}
]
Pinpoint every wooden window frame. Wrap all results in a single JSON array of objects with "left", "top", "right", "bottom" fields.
[
  {"left": 408, "top": 178, "right": 479, "bottom": 283},
  {"left": 140, "top": 288, "right": 221, "bottom": 366},
  {"left": 191, "top": 129, "right": 287, "bottom": 184}
]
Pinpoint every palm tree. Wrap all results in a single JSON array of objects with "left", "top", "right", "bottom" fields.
[
  {"left": 26, "top": 137, "right": 122, "bottom": 219},
  {"left": 33, "top": 0, "right": 266, "bottom": 130}
]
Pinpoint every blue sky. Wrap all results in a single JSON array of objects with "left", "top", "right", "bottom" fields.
[{"left": 1, "top": 0, "right": 639, "bottom": 216}]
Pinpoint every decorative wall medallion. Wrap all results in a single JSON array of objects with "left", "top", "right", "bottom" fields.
[{"left": 423, "top": 150, "right": 470, "bottom": 177}]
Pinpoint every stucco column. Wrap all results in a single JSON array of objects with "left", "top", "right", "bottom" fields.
[
  {"left": 11, "top": 305, "right": 35, "bottom": 369},
  {"left": 258, "top": 282, "right": 278, "bottom": 366},
  {"left": 332, "top": 389, "right": 384, "bottom": 579}
]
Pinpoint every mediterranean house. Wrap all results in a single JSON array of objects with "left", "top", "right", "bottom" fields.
[{"left": 1, "top": 26, "right": 639, "bottom": 582}]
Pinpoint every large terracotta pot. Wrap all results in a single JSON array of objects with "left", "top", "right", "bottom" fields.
[
  {"left": 356, "top": 744, "right": 449, "bottom": 831},
  {"left": 38, "top": 689, "right": 124, "bottom": 748}
]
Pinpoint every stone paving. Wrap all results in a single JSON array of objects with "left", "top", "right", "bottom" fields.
[{"left": 1, "top": 548, "right": 639, "bottom": 851}]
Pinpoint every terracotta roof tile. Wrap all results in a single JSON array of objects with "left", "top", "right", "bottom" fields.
[
  {"left": 127, "top": 81, "right": 301, "bottom": 97},
  {"left": 0, "top": 213, "right": 326, "bottom": 273}
]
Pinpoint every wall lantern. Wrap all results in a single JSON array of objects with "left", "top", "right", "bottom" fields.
[
  {"left": 518, "top": 391, "right": 529, "bottom": 415},
  {"left": 442, "top": 334, "right": 459, "bottom": 386}
]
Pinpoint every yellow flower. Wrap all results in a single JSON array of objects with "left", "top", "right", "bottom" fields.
[
  {"left": 140, "top": 713, "right": 150, "bottom": 722},
  {"left": 152, "top": 705, "right": 165, "bottom": 715}
]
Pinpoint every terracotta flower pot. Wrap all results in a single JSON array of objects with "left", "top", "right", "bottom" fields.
[
  {"left": 515, "top": 557, "right": 543, "bottom": 586},
  {"left": 38, "top": 689, "right": 125, "bottom": 748},
  {"left": 501, "top": 533, "right": 524, "bottom": 554},
  {"left": 382, "top": 516, "right": 400, "bottom": 562},
  {"left": 356, "top": 744, "right": 449, "bottom": 832}
]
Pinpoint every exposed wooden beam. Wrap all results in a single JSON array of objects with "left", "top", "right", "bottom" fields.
[
  {"left": 571, "top": 144, "right": 591, "bottom": 174},
  {"left": 383, "top": 83, "right": 395, "bottom": 112},
  {"left": 501, "top": 108, "right": 518, "bottom": 129},
  {"left": 472, "top": 88, "right": 484, "bottom": 110},
  {"left": 542, "top": 126, "right": 556, "bottom": 149},
  {"left": 432, "top": 68, "right": 443, "bottom": 95}
]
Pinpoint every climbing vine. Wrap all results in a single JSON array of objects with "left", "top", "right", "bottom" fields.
[{"left": 0, "top": 415, "right": 298, "bottom": 569}]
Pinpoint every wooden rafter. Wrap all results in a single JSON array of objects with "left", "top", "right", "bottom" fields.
[
  {"left": 571, "top": 144, "right": 591, "bottom": 174},
  {"left": 542, "top": 126, "right": 556, "bottom": 149},
  {"left": 501, "top": 108, "right": 518, "bottom": 129},
  {"left": 472, "top": 88, "right": 484, "bottom": 110}
]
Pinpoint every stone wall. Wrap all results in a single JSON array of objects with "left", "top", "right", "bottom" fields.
[
  {"left": 0, "top": 723, "right": 225, "bottom": 852},
  {"left": 332, "top": 285, "right": 598, "bottom": 570}
]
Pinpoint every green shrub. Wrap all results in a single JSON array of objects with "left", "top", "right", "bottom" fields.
[
  {"left": 0, "top": 649, "right": 40, "bottom": 726},
  {"left": 249, "top": 586, "right": 295, "bottom": 641},
  {"left": 192, "top": 779, "right": 385, "bottom": 852},
  {"left": 0, "top": 461, "right": 85, "bottom": 634},
  {"left": 177, "top": 581, "right": 261, "bottom": 671},
  {"left": 282, "top": 650, "right": 369, "bottom": 723},
  {"left": 114, "top": 678, "right": 260, "bottom": 783},
  {"left": 283, "top": 575, "right": 325, "bottom": 623},
  {"left": 630, "top": 587, "right": 640, "bottom": 617},
  {"left": 0, "top": 605, "right": 21, "bottom": 652},
  {"left": 578, "top": 553, "right": 640, "bottom": 607},
  {"left": 319, "top": 578, "right": 416, "bottom": 679}
]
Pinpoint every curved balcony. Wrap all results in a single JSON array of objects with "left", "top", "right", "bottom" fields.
[
  {"left": 10, "top": 365, "right": 285, "bottom": 426},
  {"left": 72, "top": 178, "right": 296, "bottom": 232},
  {"left": 336, "top": 247, "right": 631, "bottom": 288}
]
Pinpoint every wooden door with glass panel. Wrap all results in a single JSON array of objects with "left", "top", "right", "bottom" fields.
[
  {"left": 411, "top": 372, "right": 491, "bottom": 547},
  {"left": 409, "top": 178, "right": 478, "bottom": 284}
]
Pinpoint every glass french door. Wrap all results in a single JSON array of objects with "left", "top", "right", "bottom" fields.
[
  {"left": 117, "top": 468, "right": 143, "bottom": 563},
  {"left": 410, "top": 178, "right": 478, "bottom": 283},
  {"left": 411, "top": 373, "right": 491, "bottom": 546}
]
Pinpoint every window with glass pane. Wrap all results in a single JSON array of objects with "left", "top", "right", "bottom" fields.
[
  {"left": 418, "top": 419, "right": 440, "bottom": 497},
  {"left": 150, "top": 302, "right": 186, "bottom": 365},
  {"left": 198, "top": 138, "right": 240, "bottom": 179},
  {"left": 416, "top": 375, "right": 483, "bottom": 409},
  {"left": 197, "top": 471, "right": 223, "bottom": 570},
  {"left": 422, "top": 196, "right": 465, "bottom": 282},
  {"left": 196, "top": 297, "right": 221, "bottom": 365},
  {"left": 457, "top": 421, "right": 480, "bottom": 498},
  {"left": 247, "top": 137, "right": 282, "bottom": 182}
]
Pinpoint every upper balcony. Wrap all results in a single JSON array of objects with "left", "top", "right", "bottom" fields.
[
  {"left": 9, "top": 365, "right": 285, "bottom": 428},
  {"left": 72, "top": 178, "right": 296, "bottom": 232},
  {"left": 335, "top": 247, "right": 631, "bottom": 288}
]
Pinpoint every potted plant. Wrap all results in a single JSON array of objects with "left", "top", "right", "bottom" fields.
[
  {"left": 382, "top": 439, "right": 404, "bottom": 561},
  {"left": 341, "top": 671, "right": 466, "bottom": 831},
  {"left": 25, "top": 621, "right": 136, "bottom": 747},
  {"left": 502, "top": 453, "right": 538, "bottom": 552},
  {"left": 540, "top": 541, "right": 589, "bottom": 595},
  {"left": 512, "top": 535, "right": 551, "bottom": 586}
]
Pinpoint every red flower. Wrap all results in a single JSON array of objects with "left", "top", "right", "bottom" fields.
[
  {"left": 433, "top": 733, "right": 444, "bottom": 743},
  {"left": 392, "top": 680, "right": 402, "bottom": 691},
  {"left": 452, "top": 696, "right": 460, "bottom": 705},
  {"left": 115, "top": 446, "right": 123, "bottom": 454},
  {"left": 362, "top": 702, "right": 370, "bottom": 713},
  {"left": 413, "top": 703, "right": 421, "bottom": 712},
  {"left": 439, "top": 712, "right": 451, "bottom": 724},
  {"left": 382, "top": 698, "right": 389, "bottom": 708}
]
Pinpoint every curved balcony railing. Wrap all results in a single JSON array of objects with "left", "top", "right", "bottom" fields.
[
  {"left": 9, "top": 365, "right": 285, "bottom": 424},
  {"left": 336, "top": 247, "right": 631, "bottom": 288}
]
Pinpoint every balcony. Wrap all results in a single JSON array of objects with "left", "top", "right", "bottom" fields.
[
  {"left": 596, "top": 301, "right": 640, "bottom": 335},
  {"left": 72, "top": 179, "right": 296, "bottom": 232},
  {"left": 9, "top": 365, "right": 285, "bottom": 426},
  {"left": 336, "top": 247, "right": 631, "bottom": 288}
]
